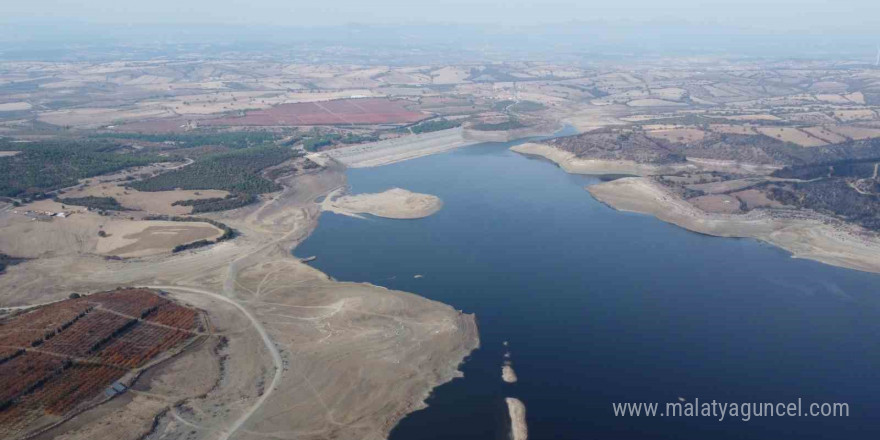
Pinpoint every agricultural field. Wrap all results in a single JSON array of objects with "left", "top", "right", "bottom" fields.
[
  {"left": 0, "top": 288, "right": 203, "bottom": 439},
  {"left": 206, "top": 98, "right": 426, "bottom": 126},
  {"left": 754, "top": 126, "right": 828, "bottom": 147},
  {"left": 645, "top": 127, "right": 707, "bottom": 144},
  {"left": 5, "top": 51, "right": 880, "bottom": 440}
]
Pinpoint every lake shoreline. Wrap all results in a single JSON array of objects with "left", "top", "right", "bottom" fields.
[
  {"left": 297, "top": 140, "right": 880, "bottom": 440},
  {"left": 587, "top": 176, "right": 880, "bottom": 274},
  {"left": 509, "top": 142, "right": 880, "bottom": 275}
]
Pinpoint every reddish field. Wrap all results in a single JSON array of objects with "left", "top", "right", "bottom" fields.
[
  {"left": 0, "top": 288, "right": 204, "bottom": 438},
  {"left": 207, "top": 98, "right": 426, "bottom": 126}
]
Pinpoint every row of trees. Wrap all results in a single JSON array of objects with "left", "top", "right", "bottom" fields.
[
  {"left": 171, "top": 193, "right": 257, "bottom": 213},
  {"left": 767, "top": 180, "right": 880, "bottom": 231},
  {"left": 57, "top": 196, "right": 128, "bottom": 211},
  {"left": 404, "top": 118, "right": 461, "bottom": 134}
]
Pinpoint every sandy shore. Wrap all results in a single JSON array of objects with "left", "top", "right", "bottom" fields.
[
  {"left": 588, "top": 177, "right": 880, "bottom": 274},
  {"left": 506, "top": 397, "right": 528, "bottom": 440},
  {"left": 322, "top": 187, "right": 443, "bottom": 219},
  {"left": 511, "top": 142, "right": 694, "bottom": 175},
  {"left": 510, "top": 141, "right": 880, "bottom": 274}
]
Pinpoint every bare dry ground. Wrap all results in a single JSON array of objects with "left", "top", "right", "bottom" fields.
[
  {"left": 0, "top": 199, "right": 223, "bottom": 259},
  {"left": 0, "top": 102, "right": 32, "bottom": 111},
  {"left": 708, "top": 124, "right": 757, "bottom": 135},
  {"left": 827, "top": 125, "right": 880, "bottom": 140},
  {"left": 59, "top": 181, "right": 229, "bottom": 216},
  {"left": 689, "top": 194, "right": 742, "bottom": 214},
  {"left": 95, "top": 221, "right": 225, "bottom": 258},
  {"left": 0, "top": 167, "right": 478, "bottom": 440},
  {"left": 730, "top": 189, "right": 785, "bottom": 210},
  {"left": 801, "top": 126, "right": 848, "bottom": 144}
]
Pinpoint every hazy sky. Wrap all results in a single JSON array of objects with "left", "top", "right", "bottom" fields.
[{"left": 4, "top": 0, "right": 878, "bottom": 32}]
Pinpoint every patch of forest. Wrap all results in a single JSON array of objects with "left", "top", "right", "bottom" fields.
[
  {"left": 470, "top": 118, "right": 527, "bottom": 131},
  {"left": 398, "top": 118, "right": 461, "bottom": 134},
  {"left": 772, "top": 157, "right": 880, "bottom": 180},
  {"left": 130, "top": 146, "right": 298, "bottom": 194},
  {"left": 172, "top": 193, "right": 257, "bottom": 213},
  {"left": 301, "top": 130, "right": 379, "bottom": 151},
  {"left": 93, "top": 131, "right": 278, "bottom": 149},
  {"left": 57, "top": 196, "right": 129, "bottom": 211},
  {"left": 767, "top": 179, "right": 880, "bottom": 231},
  {"left": 0, "top": 138, "right": 164, "bottom": 198},
  {"left": 0, "top": 253, "right": 26, "bottom": 275},
  {"left": 550, "top": 129, "right": 687, "bottom": 164}
]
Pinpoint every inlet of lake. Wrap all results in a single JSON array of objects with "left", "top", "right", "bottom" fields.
[{"left": 295, "top": 134, "right": 880, "bottom": 440}]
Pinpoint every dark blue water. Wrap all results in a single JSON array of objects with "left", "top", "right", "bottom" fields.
[{"left": 296, "top": 139, "right": 880, "bottom": 440}]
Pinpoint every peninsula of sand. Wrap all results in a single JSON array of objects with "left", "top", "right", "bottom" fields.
[
  {"left": 322, "top": 187, "right": 443, "bottom": 219},
  {"left": 511, "top": 142, "right": 880, "bottom": 275}
]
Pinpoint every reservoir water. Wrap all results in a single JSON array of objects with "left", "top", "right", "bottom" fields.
[{"left": 295, "top": 137, "right": 880, "bottom": 440}]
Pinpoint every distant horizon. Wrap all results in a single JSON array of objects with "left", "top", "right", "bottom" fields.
[
  {"left": 4, "top": 0, "right": 878, "bottom": 31},
  {"left": 2, "top": 20, "right": 879, "bottom": 61}
]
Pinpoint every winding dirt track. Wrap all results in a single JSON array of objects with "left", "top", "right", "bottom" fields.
[{"left": 146, "top": 285, "right": 283, "bottom": 440}]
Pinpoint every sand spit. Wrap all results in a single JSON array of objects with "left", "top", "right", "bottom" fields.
[
  {"left": 502, "top": 364, "right": 518, "bottom": 383},
  {"left": 588, "top": 177, "right": 880, "bottom": 274},
  {"left": 506, "top": 398, "right": 528, "bottom": 440},
  {"left": 322, "top": 187, "right": 443, "bottom": 219},
  {"left": 325, "top": 127, "right": 477, "bottom": 168},
  {"left": 511, "top": 142, "right": 694, "bottom": 176}
]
